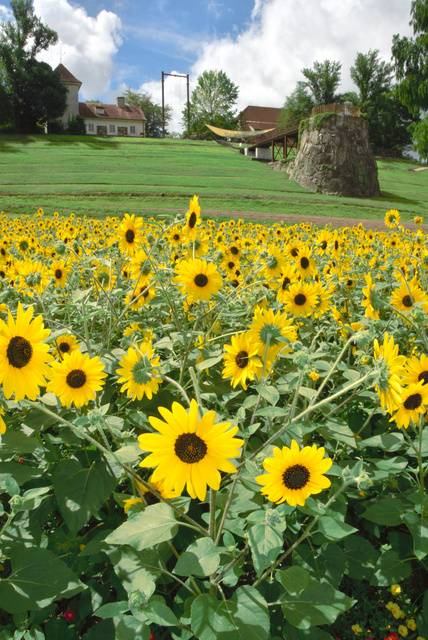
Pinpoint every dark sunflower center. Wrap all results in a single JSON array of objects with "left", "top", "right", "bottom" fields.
[
  {"left": 55, "top": 269, "right": 62, "bottom": 279},
  {"left": 294, "top": 293, "right": 307, "bottom": 306},
  {"left": 291, "top": 248, "right": 298, "bottom": 257},
  {"left": 188, "top": 212, "right": 197, "bottom": 229},
  {"left": 235, "top": 350, "right": 249, "bottom": 368},
  {"left": 347, "top": 279, "right": 353, "bottom": 287},
  {"left": 59, "top": 341, "right": 70, "bottom": 353},
  {"left": 300, "top": 257, "right": 309, "bottom": 269},
  {"left": 125, "top": 229, "right": 135, "bottom": 244},
  {"left": 7, "top": 336, "right": 33, "bottom": 368},
  {"left": 402, "top": 295, "right": 413, "bottom": 308},
  {"left": 283, "top": 464, "right": 310, "bottom": 490},
  {"left": 230, "top": 246, "right": 239, "bottom": 255},
  {"left": 418, "top": 371, "right": 428, "bottom": 385},
  {"left": 175, "top": 433, "right": 207, "bottom": 463},
  {"left": 173, "top": 233, "right": 180, "bottom": 241},
  {"left": 142, "top": 287, "right": 150, "bottom": 298},
  {"left": 228, "top": 261, "right": 235, "bottom": 269},
  {"left": 194, "top": 273, "right": 208, "bottom": 287},
  {"left": 282, "top": 276, "right": 290, "bottom": 290},
  {"left": 404, "top": 393, "right": 422, "bottom": 410},
  {"left": 320, "top": 241, "right": 327, "bottom": 250},
  {"left": 66, "top": 369, "right": 87, "bottom": 389}
]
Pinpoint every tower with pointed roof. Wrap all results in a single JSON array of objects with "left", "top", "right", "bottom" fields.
[{"left": 55, "top": 63, "right": 82, "bottom": 127}]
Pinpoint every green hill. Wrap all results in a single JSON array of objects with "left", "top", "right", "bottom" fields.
[{"left": 0, "top": 134, "right": 426, "bottom": 221}]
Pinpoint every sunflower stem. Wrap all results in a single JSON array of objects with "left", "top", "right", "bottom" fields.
[
  {"left": 189, "top": 367, "right": 202, "bottom": 407},
  {"left": 163, "top": 375, "right": 191, "bottom": 406},
  {"left": 209, "top": 489, "right": 217, "bottom": 540}
]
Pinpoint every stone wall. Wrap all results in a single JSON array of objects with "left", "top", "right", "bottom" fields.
[{"left": 287, "top": 113, "right": 380, "bottom": 197}]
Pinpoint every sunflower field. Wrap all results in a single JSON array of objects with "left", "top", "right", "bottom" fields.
[{"left": 0, "top": 199, "right": 428, "bottom": 640}]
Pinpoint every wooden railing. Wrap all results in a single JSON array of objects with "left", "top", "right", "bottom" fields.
[{"left": 311, "top": 103, "right": 361, "bottom": 117}]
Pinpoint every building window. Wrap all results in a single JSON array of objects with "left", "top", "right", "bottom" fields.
[
  {"left": 87, "top": 123, "right": 94, "bottom": 132},
  {"left": 130, "top": 125, "right": 136, "bottom": 134},
  {"left": 95, "top": 107, "right": 105, "bottom": 115},
  {"left": 118, "top": 126, "right": 128, "bottom": 136},
  {"left": 109, "top": 124, "right": 116, "bottom": 133}
]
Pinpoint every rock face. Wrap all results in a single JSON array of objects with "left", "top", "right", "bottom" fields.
[{"left": 288, "top": 113, "right": 380, "bottom": 197}]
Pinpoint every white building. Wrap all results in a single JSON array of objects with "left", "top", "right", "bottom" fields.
[{"left": 56, "top": 64, "right": 146, "bottom": 137}]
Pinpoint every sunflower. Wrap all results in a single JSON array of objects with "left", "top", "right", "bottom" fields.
[
  {"left": 47, "top": 350, "right": 106, "bottom": 408},
  {"left": 174, "top": 258, "right": 222, "bottom": 302},
  {"left": 390, "top": 277, "right": 428, "bottom": 313},
  {"left": 223, "top": 331, "right": 262, "bottom": 390},
  {"left": 414, "top": 215, "right": 423, "bottom": 225},
  {"left": 295, "top": 246, "right": 316, "bottom": 278},
  {"left": 0, "top": 303, "right": 51, "bottom": 401},
  {"left": 248, "top": 306, "right": 297, "bottom": 362},
  {"left": 280, "top": 281, "right": 318, "bottom": 317},
  {"left": 51, "top": 260, "right": 69, "bottom": 288},
  {"left": 125, "top": 282, "right": 156, "bottom": 309},
  {"left": 276, "top": 264, "right": 298, "bottom": 302},
  {"left": 390, "top": 382, "right": 428, "bottom": 429},
  {"left": 183, "top": 195, "right": 202, "bottom": 240},
  {"left": 55, "top": 334, "right": 79, "bottom": 359},
  {"left": 256, "top": 439, "right": 332, "bottom": 507},
  {"left": 116, "top": 341, "right": 162, "bottom": 400},
  {"left": 373, "top": 333, "right": 405, "bottom": 413},
  {"left": 405, "top": 354, "right": 428, "bottom": 387},
  {"left": 16, "top": 259, "right": 50, "bottom": 297},
  {"left": 263, "top": 245, "right": 284, "bottom": 278},
  {"left": 385, "top": 209, "right": 400, "bottom": 229},
  {"left": 0, "top": 407, "right": 6, "bottom": 435},
  {"left": 138, "top": 399, "right": 243, "bottom": 501},
  {"left": 118, "top": 214, "right": 143, "bottom": 255},
  {"left": 361, "top": 273, "right": 380, "bottom": 320}
]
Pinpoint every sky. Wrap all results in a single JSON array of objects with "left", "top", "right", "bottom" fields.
[{"left": 0, "top": 0, "right": 413, "bottom": 132}]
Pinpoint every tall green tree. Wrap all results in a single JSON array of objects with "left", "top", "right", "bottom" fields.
[
  {"left": 392, "top": 0, "right": 428, "bottom": 113},
  {"left": 278, "top": 81, "right": 314, "bottom": 128},
  {"left": 351, "top": 50, "right": 393, "bottom": 104},
  {"left": 0, "top": 0, "right": 66, "bottom": 132},
  {"left": 124, "top": 89, "right": 172, "bottom": 137},
  {"left": 184, "top": 70, "right": 239, "bottom": 138},
  {"left": 301, "top": 60, "right": 342, "bottom": 105}
]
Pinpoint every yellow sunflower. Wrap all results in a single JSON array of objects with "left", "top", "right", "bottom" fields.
[
  {"left": 276, "top": 264, "right": 298, "bottom": 302},
  {"left": 390, "top": 382, "right": 428, "bottom": 429},
  {"left": 174, "top": 258, "right": 222, "bottom": 302},
  {"left": 373, "top": 333, "right": 405, "bottom": 413},
  {"left": 116, "top": 341, "right": 162, "bottom": 400},
  {"left": 294, "top": 246, "right": 316, "bottom": 278},
  {"left": 183, "top": 195, "right": 202, "bottom": 240},
  {"left": 223, "top": 331, "right": 263, "bottom": 390},
  {"left": 55, "top": 334, "right": 79, "bottom": 359},
  {"left": 138, "top": 399, "right": 243, "bottom": 501},
  {"left": 405, "top": 354, "right": 428, "bottom": 387},
  {"left": 118, "top": 214, "right": 143, "bottom": 255},
  {"left": 0, "top": 303, "right": 51, "bottom": 400},
  {"left": 248, "top": 305, "right": 297, "bottom": 362},
  {"left": 385, "top": 209, "right": 400, "bottom": 229},
  {"left": 362, "top": 273, "right": 380, "bottom": 320},
  {"left": 257, "top": 439, "right": 332, "bottom": 506},
  {"left": 280, "top": 281, "right": 318, "bottom": 317},
  {"left": 47, "top": 350, "right": 106, "bottom": 408},
  {"left": 51, "top": 260, "right": 69, "bottom": 288},
  {"left": 390, "top": 277, "right": 428, "bottom": 313}
]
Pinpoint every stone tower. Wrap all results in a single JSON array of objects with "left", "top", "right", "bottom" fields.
[
  {"left": 288, "top": 105, "right": 380, "bottom": 197},
  {"left": 55, "top": 63, "right": 82, "bottom": 127}
]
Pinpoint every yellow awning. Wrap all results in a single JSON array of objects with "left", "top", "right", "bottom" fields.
[{"left": 206, "top": 124, "right": 275, "bottom": 139}]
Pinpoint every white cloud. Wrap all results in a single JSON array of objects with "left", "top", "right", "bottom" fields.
[
  {"left": 33, "top": 0, "right": 122, "bottom": 98},
  {"left": 135, "top": 0, "right": 413, "bottom": 132},
  {"left": 0, "top": 4, "right": 12, "bottom": 20}
]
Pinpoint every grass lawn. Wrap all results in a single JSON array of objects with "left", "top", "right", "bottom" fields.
[{"left": 0, "top": 134, "right": 427, "bottom": 221}]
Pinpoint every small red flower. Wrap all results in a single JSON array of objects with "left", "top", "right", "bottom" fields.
[
  {"left": 149, "top": 631, "right": 155, "bottom": 640},
  {"left": 63, "top": 609, "right": 75, "bottom": 622},
  {"left": 384, "top": 634, "right": 399, "bottom": 640}
]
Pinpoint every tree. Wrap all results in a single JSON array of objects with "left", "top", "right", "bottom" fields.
[
  {"left": 301, "top": 60, "right": 342, "bottom": 105},
  {"left": 0, "top": 0, "right": 66, "bottom": 132},
  {"left": 392, "top": 0, "right": 428, "bottom": 113},
  {"left": 278, "top": 82, "right": 314, "bottom": 128},
  {"left": 351, "top": 50, "right": 393, "bottom": 104},
  {"left": 411, "top": 116, "right": 428, "bottom": 161},
  {"left": 184, "top": 70, "right": 239, "bottom": 138},
  {"left": 124, "top": 90, "right": 171, "bottom": 137}
]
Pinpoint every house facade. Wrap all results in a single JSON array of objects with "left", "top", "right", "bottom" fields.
[
  {"left": 239, "top": 106, "right": 282, "bottom": 131},
  {"left": 56, "top": 64, "right": 146, "bottom": 137}
]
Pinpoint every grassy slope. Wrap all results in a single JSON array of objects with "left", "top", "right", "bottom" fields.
[{"left": 0, "top": 134, "right": 426, "bottom": 221}]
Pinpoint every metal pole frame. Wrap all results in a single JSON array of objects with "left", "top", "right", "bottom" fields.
[{"left": 161, "top": 71, "right": 191, "bottom": 138}]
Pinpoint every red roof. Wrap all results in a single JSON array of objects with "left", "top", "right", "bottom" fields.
[
  {"left": 55, "top": 63, "right": 81, "bottom": 86},
  {"left": 240, "top": 106, "right": 282, "bottom": 130},
  {"left": 79, "top": 102, "right": 146, "bottom": 121}
]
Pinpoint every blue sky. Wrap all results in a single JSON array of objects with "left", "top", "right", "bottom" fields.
[{"left": 0, "top": 0, "right": 414, "bottom": 131}]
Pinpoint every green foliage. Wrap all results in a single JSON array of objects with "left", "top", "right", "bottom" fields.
[
  {"left": 124, "top": 90, "right": 172, "bottom": 137},
  {"left": 279, "top": 81, "right": 314, "bottom": 128},
  {"left": 184, "top": 69, "right": 239, "bottom": 138},
  {"left": 0, "top": 0, "right": 66, "bottom": 132},
  {"left": 301, "top": 59, "right": 342, "bottom": 105},
  {"left": 393, "top": 0, "right": 428, "bottom": 113},
  {"left": 412, "top": 115, "right": 428, "bottom": 161}
]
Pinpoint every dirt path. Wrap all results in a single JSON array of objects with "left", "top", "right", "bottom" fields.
[{"left": 148, "top": 207, "right": 423, "bottom": 230}]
